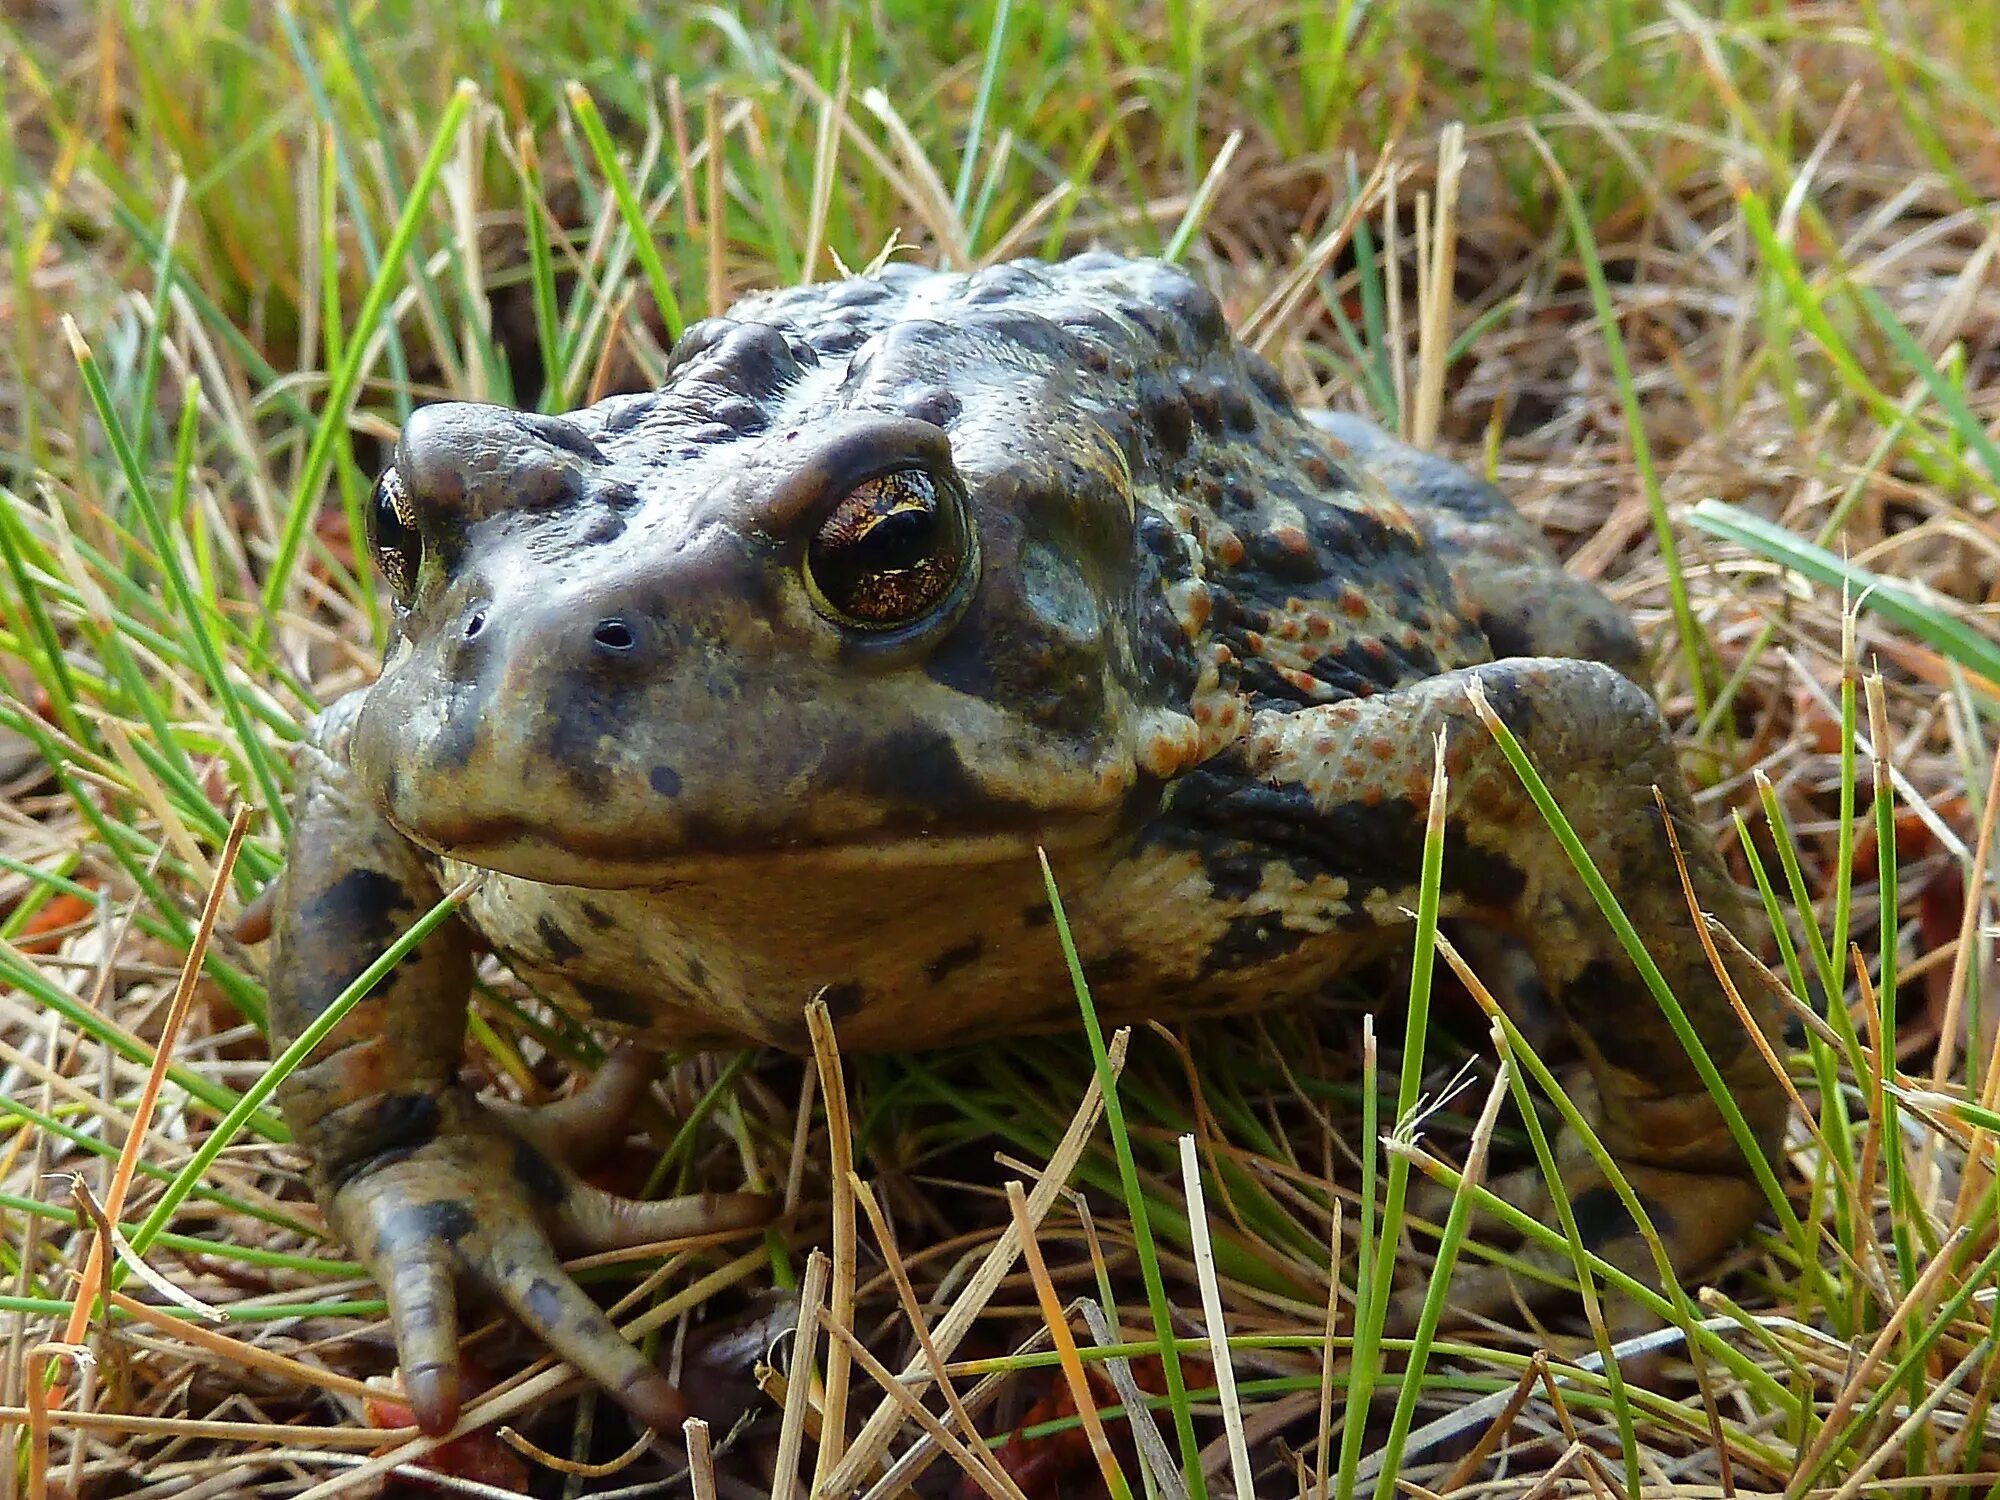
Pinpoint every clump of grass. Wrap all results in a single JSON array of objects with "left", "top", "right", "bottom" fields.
[{"left": 2, "top": 1, "right": 1997, "bottom": 1494}]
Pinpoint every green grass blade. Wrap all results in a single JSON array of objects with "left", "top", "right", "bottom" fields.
[
  {"left": 951, "top": 0, "right": 1014, "bottom": 232},
  {"left": 566, "top": 82, "right": 684, "bottom": 343},
  {"left": 124, "top": 875, "right": 480, "bottom": 1263},
  {"left": 1527, "top": 127, "right": 1710, "bottom": 715},
  {"left": 257, "top": 80, "right": 477, "bottom": 638},
  {"left": 1038, "top": 849, "right": 1209, "bottom": 1500},
  {"left": 67, "top": 331, "right": 289, "bottom": 824},
  {"left": 1688, "top": 500, "right": 2000, "bottom": 694}
]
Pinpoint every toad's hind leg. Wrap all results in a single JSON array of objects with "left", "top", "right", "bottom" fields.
[
  {"left": 1213, "top": 657, "right": 1785, "bottom": 1318},
  {"left": 1312, "top": 416, "right": 1657, "bottom": 1065}
]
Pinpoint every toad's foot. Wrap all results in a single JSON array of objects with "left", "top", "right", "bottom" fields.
[
  {"left": 1395, "top": 1158, "right": 1766, "bottom": 1339},
  {"left": 1397, "top": 1073, "right": 1769, "bottom": 1336},
  {"left": 331, "top": 1053, "right": 770, "bottom": 1436}
]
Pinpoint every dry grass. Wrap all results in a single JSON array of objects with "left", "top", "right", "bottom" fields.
[{"left": 1, "top": 1, "right": 1997, "bottom": 1495}]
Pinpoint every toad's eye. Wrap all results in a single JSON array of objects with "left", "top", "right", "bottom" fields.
[
  {"left": 369, "top": 468, "right": 422, "bottom": 602},
  {"left": 803, "top": 469, "right": 971, "bottom": 630}
]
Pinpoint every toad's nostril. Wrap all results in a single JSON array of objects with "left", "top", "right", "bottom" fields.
[
  {"left": 462, "top": 610, "right": 486, "bottom": 641},
  {"left": 592, "top": 618, "right": 637, "bottom": 652}
]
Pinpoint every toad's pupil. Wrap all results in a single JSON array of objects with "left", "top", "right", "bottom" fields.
[{"left": 847, "top": 501, "right": 938, "bottom": 570}]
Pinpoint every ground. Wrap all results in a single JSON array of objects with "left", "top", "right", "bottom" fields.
[{"left": 0, "top": 2, "right": 1997, "bottom": 1496}]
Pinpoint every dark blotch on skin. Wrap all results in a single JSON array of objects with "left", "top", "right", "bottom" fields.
[
  {"left": 427, "top": 700, "right": 482, "bottom": 772},
  {"left": 524, "top": 1277, "right": 568, "bottom": 1332},
  {"left": 1635, "top": 1191, "right": 1676, "bottom": 1240},
  {"left": 322, "top": 1090, "right": 445, "bottom": 1191},
  {"left": 308, "top": 870, "right": 411, "bottom": 960},
  {"left": 1199, "top": 846, "right": 1266, "bottom": 902},
  {"left": 537, "top": 914, "right": 583, "bottom": 964},
  {"left": 1469, "top": 662, "right": 1540, "bottom": 740},
  {"left": 1023, "top": 903, "right": 1052, "bottom": 928},
  {"left": 924, "top": 939, "right": 984, "bottom": 985},
  {"left": 1162, "top": 773, "right": 1529, "bottom": 911},
  {"left": 1203, "top": 911, "right": 1309, "bottom": 973},
  {"left": 841, "top": 727, "right": 993, "bottom": 821},
  {"left": 820, "top": 982, "right": 866, "bottom": 1020},
  {"left": 571, "top": 979, "right": 654, "bottom": 1030},
  {"left": 650, "top": 764, "right": 683, "bottom": 797},
  {"left": 579, "top": 901, "right": 617, "bottom": 931},
  {"left": 512, "top": 1138, "right": 570, "bottom": 1205},
  {"left": 535, "top": 667, "right": 626, "bottom": 800},
  {"left": 288, "top": 869, "right": 419, "bottom": 1019},
  {"left": 1092, "top": 948, "right": 1139, "bottom": 983},
  {"left": 1440, "top": 825, "right": 1530, "bottom": 910},
  {"left": 367, "top": 1091, "right": 443, "bottom": 1148},
  {"left": 385, "top": 1199, "right": 479, "bottom": 1250},
  {"left": 1482, "top": 612, "right": 1538, "bottom": 661},
  {"left": 1567, "top": 1185, "right": 1665, "bottom": 1248}
]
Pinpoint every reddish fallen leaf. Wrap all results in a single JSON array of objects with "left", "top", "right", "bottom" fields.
[
  {"left": 1852, "top": 795, "right": 1965, "bottom": 878},
  {"left": 1864, "top": 632, "right": 2000, "bottom": 703},
  {"left": 364, "top": 1359, "right": 530, "bottom": 1495},
  {"left": 1915, "top": 864, "right": 1969, "bottom": 1049},
  {"left": 14, "top": 888, "right": 99, "bottom": 954}
]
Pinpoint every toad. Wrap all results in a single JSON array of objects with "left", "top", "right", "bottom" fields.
[{"left": 265, "top": 253, "right": 1784, "bottom": 1435}]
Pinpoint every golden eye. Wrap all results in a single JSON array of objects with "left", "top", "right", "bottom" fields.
[
  {"left": 803, "top": 469, "right": 970, "bottom": 630},
  {"left": 369, "top": 468, "right": 421, "bottom": 601}
]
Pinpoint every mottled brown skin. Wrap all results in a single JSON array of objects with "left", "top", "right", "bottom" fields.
[{"left": 266, "top": 253, "right": 1785, "bottom": 1436}]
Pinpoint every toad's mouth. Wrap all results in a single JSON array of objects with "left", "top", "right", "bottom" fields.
[{"left": 395, "top": 810, "right": 1128, "bottom": 891}]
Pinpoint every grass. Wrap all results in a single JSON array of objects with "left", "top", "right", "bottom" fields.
[{"left": 1, "top": 0, "right": 1998, "bottom": 1493}]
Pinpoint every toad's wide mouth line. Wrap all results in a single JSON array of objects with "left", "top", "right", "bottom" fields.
[{"left": 407, "top": 815, "right": 1123, "bottom": 890}]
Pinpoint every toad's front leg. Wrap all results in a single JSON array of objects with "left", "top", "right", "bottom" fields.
[{"left": 268, "top": 726, "right": 766, "bottom": 1435}]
